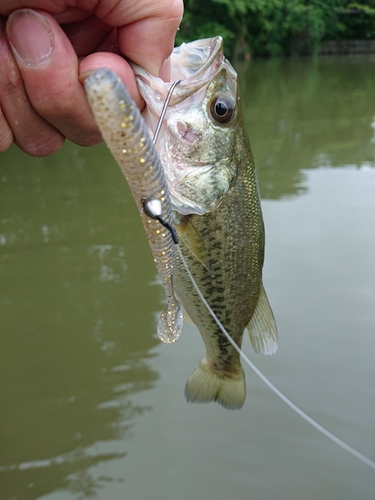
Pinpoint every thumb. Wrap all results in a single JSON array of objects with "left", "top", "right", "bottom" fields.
[{"left": 6, "top": 9, "right": 102, "bottom": 147}]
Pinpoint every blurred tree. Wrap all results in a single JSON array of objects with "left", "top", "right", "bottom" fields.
[
  {"left": 335, "top": 2, "right": 375, "bottom": 39},
  {"left": 176, "top": 0, "right": 375, "bottom": 58}
]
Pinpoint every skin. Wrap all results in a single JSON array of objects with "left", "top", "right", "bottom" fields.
[{"left": 0, "top": 0, "right": 184, "bottom": 156}]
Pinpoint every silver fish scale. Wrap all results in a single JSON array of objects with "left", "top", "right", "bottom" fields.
[{"left": 85, "top": 68, "right": 183, "bottom": 343}]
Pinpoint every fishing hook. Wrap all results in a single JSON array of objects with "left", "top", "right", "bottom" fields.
[{"left": 152, "top": 80, "right": 181, "bottom": 145}]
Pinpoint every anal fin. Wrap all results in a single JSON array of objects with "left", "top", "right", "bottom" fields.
[{"left": 247, "top": 284, "right": 278, "bottom": 355}]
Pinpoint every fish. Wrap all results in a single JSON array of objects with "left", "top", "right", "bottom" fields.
[
  {"left": 84, "top": 68, "right": 183, "bottom": 344},
  {"left": 133, "top": 37, "right": 278, "bottom": 409}
]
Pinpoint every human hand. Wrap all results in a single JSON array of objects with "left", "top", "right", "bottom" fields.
[{"left": 0, "top": 1, "right": 183, "bottom": 156}]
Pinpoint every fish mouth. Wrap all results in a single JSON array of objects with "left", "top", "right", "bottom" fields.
[{"left": 132, "top": 37, "right": 235, "bottom": 112}]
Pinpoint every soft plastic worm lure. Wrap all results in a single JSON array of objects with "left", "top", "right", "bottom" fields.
[{"left": 85, "top": 69, "right": 183, "bottom": 343}]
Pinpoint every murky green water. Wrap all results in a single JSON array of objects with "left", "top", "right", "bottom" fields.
[{"left": 1, "top": 55, "right": 375, "bottom": 500}]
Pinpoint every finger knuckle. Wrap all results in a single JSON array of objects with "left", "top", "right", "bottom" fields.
[
  {"left": 30, "top": 84, "right": 74, "bottom": 118},
  {"left": 18, "top": 130, "right": 65, "bottom": 157}
]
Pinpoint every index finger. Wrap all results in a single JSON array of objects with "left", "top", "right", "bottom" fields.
[
  {"left": 117, "top": 4, "right": 183, "bottom": 77},
  {"left": 99, "top": 0, "right": 184, "bottom": 76}
]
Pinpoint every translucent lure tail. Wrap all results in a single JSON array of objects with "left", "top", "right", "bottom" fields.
[{"left": 159, "top": 295, "right": 183, "bottom": 344}]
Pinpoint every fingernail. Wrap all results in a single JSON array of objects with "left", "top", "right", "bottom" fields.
[
  {"left": 78, "top": 70, "right": 95, "bottom": 85},
  {"left": 7, "top": 9, "right": 54, "bottom": 67}
]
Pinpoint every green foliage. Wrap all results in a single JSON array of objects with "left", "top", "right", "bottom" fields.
[
  {"left": 175, "top": 0, "right": 242, "bottom": 56},
  {"left": 346, "top": 1, "right": 375, "bottom": 14},
  {"left": 176, "top": 0, "right": 375, "bottom": 58},
  {"left": 335, "top": 2, "right": 375, "bottom": 39},
  {"left": 245, "top": 0, "right": 334, "bottom": 57}
]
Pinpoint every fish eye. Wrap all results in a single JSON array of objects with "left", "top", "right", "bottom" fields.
[{"left": 209, "top": 96, "right": 235, "bottom": 124}]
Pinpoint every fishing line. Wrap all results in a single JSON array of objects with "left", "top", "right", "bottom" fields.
[
  {"left": 176, "top": 244, "right": 375, "bottom": 472},
  {"left": 151, "top": 76, "right": 375, "bottom": 470}
]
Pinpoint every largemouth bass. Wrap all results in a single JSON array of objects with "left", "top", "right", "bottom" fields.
[
  {"left": 84, "top": 69, "right": 183, "bottom": 344},
  {"left": 134, "top": 37, "right": 278, "bottom": 409}
]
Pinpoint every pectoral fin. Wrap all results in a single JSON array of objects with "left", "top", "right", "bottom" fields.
[
  {"left": 175, "top": 215, "right": 210, "bottom": 270},
  {"left": 247, "top": 284, "right": 278, "bottom": 355}
]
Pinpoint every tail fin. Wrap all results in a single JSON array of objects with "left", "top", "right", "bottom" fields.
[{"left": 185, "top": 358, "right": 246, "bottom": 410}]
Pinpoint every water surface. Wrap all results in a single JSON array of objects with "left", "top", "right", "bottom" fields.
[{"left": 1, "top": 55, "right": 375, "bottom": 499}]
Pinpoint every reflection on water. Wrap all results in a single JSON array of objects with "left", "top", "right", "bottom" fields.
[
  {"left": 0, "top": 144, "right": 161, "bottom": 498},
  {"left": 238, "top": 55, "right": 375, "bottom": 198},
  {"left": 1, "top": 55, "right": 375, "bottom": 500}
]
